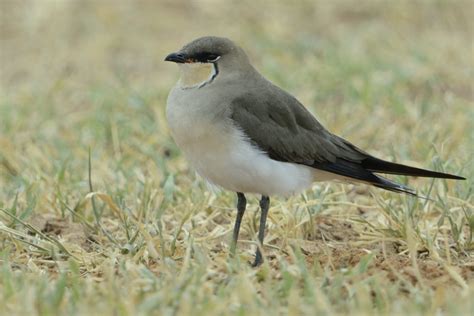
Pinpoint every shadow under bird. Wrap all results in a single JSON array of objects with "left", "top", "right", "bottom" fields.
[{"left": 164, "top": 36, "right": 465, "bottom": 266}]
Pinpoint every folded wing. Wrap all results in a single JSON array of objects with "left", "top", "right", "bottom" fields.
[{"left": 230, "top": 83, "right": 464, "bottom": 196}]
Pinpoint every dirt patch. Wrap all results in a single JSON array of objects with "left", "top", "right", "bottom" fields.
[
  {"left": 274, "top": 216, "right": 474, "bottom": 288},
  {"left": 28, "top": 213, "right": 92, "bottom": 250},
  {"left": 303, "top": 216, "right": 360, "bottom": 242}
]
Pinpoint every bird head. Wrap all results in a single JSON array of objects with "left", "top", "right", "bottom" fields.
[{"left": 165, "top": 36, "right": 251, "bottom": 88}]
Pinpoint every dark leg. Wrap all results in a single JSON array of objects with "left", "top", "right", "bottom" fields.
[
  {"left": 230, "top": 192, "right": 247, "bottom": 256},
  {"left": 252, "top": 195, "right": 270, "bottom": 267}
]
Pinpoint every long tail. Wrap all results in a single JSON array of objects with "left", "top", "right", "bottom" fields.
[
  {"left": 371, "top": 174, "right": 417, "bottom": 196},
  {"left": 312, "top": 156, "right": 464, "bottom": 197}
]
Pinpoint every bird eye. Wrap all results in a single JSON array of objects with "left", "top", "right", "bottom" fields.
[
  {"left": 206, "top": 54, "right": 220, "bottom": 62},
  {"left": 191, "top": 52, "right": 221, "bottom": 63}
]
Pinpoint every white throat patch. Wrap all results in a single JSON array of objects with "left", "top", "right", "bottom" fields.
[{"left": 178, "top": 63, "right": 218, "bottom": 89}]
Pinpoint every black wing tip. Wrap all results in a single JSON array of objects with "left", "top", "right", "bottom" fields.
[
  {"left": 443, "top": 174, "right": 466, "bottom": 180},
  {"left": 312, "top": 158, "right": 464, "bottom": 200},
  {"left": 407, "top": 169, "right": 466, "bottom": 180},
  {"left": 404, "top": 171, "right": 466, "bottom": 180},
  {"left": 362, "top": 156, "right": 466, "bottom": 180}
]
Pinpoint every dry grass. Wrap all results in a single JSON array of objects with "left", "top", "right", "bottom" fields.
[{"left": 0, "top": 0, "right": 473, "bottom": 315}]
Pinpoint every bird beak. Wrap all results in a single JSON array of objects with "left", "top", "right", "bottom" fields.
[{"left": 164, "top": 52, "right": 187, "bottom": 63}]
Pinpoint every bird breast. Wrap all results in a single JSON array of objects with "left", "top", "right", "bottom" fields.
[{"left": 165, "top": 86, "right": 318, "bottom": 196}]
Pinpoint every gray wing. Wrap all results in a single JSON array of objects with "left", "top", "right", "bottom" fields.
[
  {"left": 229, "top": 85, "right": 366, "bottom": 165},
  {"left": 229, "top": 84, "right": 463, "bottom": 195}
]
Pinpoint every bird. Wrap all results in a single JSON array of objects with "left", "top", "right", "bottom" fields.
[{"left": 164, "top": 36, "right": 465, "bottom": 267}]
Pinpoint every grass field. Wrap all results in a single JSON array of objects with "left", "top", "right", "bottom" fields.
[{"left": 0, "top": 1, "right": 473, "bottom": 315}]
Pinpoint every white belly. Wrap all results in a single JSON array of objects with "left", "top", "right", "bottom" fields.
[
  {"left": 182, "top": 126, "right": 317, "bottom": 196},
  {"left": 166, "top": 85, "right": 335, "bottom": 196}
]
